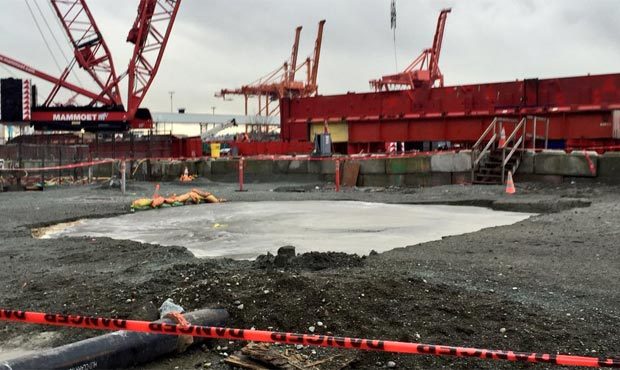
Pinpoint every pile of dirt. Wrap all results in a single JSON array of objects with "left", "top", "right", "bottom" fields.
[{"left": 255, "top": 246, "right": 366, "bottom": 271}]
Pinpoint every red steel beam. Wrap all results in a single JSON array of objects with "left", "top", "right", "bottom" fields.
[
  {"left": 281, "top": 73, "right": 620, "bottom": 146},
  {"left": 0, "top": 53, "right": 114, "bottom": 105}
]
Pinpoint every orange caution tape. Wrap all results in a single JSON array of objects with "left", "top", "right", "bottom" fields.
[{"left": 1, "top": 309, "right": 618, "bottom": 367}]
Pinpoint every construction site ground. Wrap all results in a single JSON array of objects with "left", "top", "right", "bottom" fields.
[{"left": 0, "top": 180, "right": 618, "bottom": 369}]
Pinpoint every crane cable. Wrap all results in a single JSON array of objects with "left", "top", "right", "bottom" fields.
[
  {"left": 23, "top": 0, "right": 63, "bottom": 74},
  {"left": 0, "top": 64, "right": 16, "bottom": 78},
  {"left": 45, "top": 0, "right": 85, "bottom": 88}
]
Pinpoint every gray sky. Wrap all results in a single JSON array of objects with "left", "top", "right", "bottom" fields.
[{"left": 1, "top": 0, "right": 619, "bottom": 116}]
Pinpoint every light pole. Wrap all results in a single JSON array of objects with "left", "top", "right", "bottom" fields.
[
  {"left": 168, "top": 91, "right": 175, "bottom": 112},
  {"left": 211, "top": 106, "right": 216, "bottom": 115}
]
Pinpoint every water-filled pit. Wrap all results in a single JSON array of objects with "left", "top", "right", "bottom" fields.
[{"left": 40, "top": 201, "right": 533, "bottom": 259}]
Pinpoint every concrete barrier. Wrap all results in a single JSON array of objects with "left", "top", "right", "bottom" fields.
[
  {"left": 386, "top": 156, "right": 431, "bottom": 174},
  {"left": 597, "top": 152, "right": 620, "bottom": 183},
  {"left": 288, "top": 160, "right": 309, "bottom": 174},
  {"left": 534, "top": 150, "right": 597, "bottom": 177},
  {"left": 358, "top": 159, "right": 386, "bottom": 174},
  {"left": 452, "top": 172, "right": 471, "bottom": 185},
  {"left": 195, "top": 160, "right": 212, "bottom": 178},
  {"left": 244, "top": 160, "right": 274, "bottom": 174},
  {"left": 211, "top": 159, "right": 239, "bottom": 174},
  {"left": 273, "top": 160, "right": 290, "bottom": 174},
  {"left": 430, "top": 152, "right": 471, "bottom": 172},
  {"left": 517, "top": 151, "right": 535, "bottom": 174},
  {"left": 359, "top": 174, "right": 404, "bottom": 187},
  {"left": 405, "top": 173, "right": 452, "bottom": 187}
]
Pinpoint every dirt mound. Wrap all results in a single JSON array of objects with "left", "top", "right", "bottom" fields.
[{"left": 254, "top": 246, "right": 365, "bottom": 271}]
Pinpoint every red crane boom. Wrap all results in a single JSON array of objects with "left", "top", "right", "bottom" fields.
[
  {"left": 370, "top": 8, "right": 451, "bottom": 91},
  {"left": 127, "top": 0, "right": 181, "bottom": 118},
  {"left": 49, "top": 0, "right": 123, "bottom": 107},
  {"left": 0, "top": 0, "right": 182, "bottom": 131}
]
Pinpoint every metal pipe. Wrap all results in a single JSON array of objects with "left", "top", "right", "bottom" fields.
[{"left": 1, "top": 308, "right": 228, "bottom": 370}]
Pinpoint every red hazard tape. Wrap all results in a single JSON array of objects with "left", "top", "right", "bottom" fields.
[
  {"left": 1, "top": 309, "right": 618, "bottom": 367},
  {"left": 0, "top": 159, "right": 115, "bottom": 172}
]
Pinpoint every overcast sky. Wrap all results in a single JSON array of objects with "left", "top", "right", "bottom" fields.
[{"left": 1, "top": 0, "right": 619, "bottom": 116}]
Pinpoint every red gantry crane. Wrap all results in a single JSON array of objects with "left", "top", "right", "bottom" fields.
[
  {"left": 370, "top": 8, "right": 451, "bottom": 91},
  {"left": 217, "top": 20, "right": 326, "bottom": 116},
  {"left": 0, "top": 0, "right": 181, "bottom": 131}
]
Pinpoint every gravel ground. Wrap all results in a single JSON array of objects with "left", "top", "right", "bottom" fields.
[{"left": 0, "top": 179, "right": 618, "bottom": 369}]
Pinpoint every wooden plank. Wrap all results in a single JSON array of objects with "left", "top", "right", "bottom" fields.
[{"left": 341, "top": 161, "right": 360, "bottom": 187}]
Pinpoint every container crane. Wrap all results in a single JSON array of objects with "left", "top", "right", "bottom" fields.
[
  {"left": 370, "top": 8, "right": 451, "bottom": 91},
  {"left": 0, "top": 0, "right": 181, "bottom": 132},
  {"left": 217, "top": 20, "right": 326, "bottom": 116}
]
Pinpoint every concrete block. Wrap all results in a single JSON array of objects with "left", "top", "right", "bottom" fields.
[
  {"left": 288, "top": 160, "right": 309, "bottom": 174},
  {"left": 358, "top": 174, "right": 389, "bottom": 187},
  {"left": 430, "top": 153, "right": 472, "bottom": 172},
  {"left": 195, "top": 160, "right": 212, "bottom": 178},
  {"left": 405, "top": 172, "right": 452, "bottom": 187},
  {"left": 452, "top": 171, "right": 472, "bottom": 185},
  {"left": 386, "top": 156, "right": 431, "bottom": 174},
  {"left": 517, "top": 151, "right": 535, "bottom": 174},
  {"left": 534, "top": 151, "right": 597, "bottom": 177},
  {"left": 244, "top": 160, "right": 274, "bottom": 174},
  {"left": 358, "top": 159, "right": 386, "bottom": 174},
  {"left": 597, "top": 152, "right": 620, "bottom": 183},
  {"left": 307, "top": 160, "right": 321, "bottom": 174},
  {"left": 211, "top": 159, "right": 239, "bottom": 174},
  {"left": 320, "top": 160, "right": 336, "bottom": 174},
  {"left": 453, "top": 152, "right": 473, "bottom": 172},
  {"left": 273, "top": 160, "right": 290, "bottom": 174}
]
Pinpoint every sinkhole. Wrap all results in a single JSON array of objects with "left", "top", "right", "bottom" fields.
[{"left": 41, "top": 201, "right": 533, "bottom": 259}]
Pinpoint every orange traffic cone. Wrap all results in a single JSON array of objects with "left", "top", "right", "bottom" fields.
[
  {"left": 505, "top": 171, "right": 516, "bottom": 194},
  {"left": 498, "top": 127, "right": 506, "bottom": 148}
]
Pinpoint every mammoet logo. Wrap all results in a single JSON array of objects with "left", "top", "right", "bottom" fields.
[{"left": 52, "top": 113, "right": 110, "bottom": 121}]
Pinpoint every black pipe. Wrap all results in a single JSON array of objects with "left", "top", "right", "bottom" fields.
[{"left": 1, "top": 308, "right": 228, "bottom": 370}]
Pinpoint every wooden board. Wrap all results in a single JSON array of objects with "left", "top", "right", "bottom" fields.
[{"left": 341, "top": 161, "right": 360, "bottom": 187}]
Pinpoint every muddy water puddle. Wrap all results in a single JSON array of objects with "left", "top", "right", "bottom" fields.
[{"left": 40, "top": 201, "right": 533, "bottom": 259}]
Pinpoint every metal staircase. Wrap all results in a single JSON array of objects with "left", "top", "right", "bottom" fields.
[{"left": 471, "top": 116, "right": 549, "bottom": 185}]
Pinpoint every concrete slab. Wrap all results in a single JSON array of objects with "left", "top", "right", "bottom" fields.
[
  {"left": 597, "top": 152, "right": 620, "bottom": 183},
  {"left": 288, "top": 160, "right": 309, "bottom": 174},
  {"left": 452, "top": 172, "right": 472, "bottom": 185},
  {"left": 273, "top": 160, "right": 290, "bottom": 174},
  {"left": 518, "top": 151, "right": 535, "bottom": 174},
  {"left": 405, "top": 173, "right": 452, "bottom": 187},
  {"left": 358, "top": 159, "right": 386, "bottom": 174},
  {"left": 358, "top": 174, "right": 389, "bottom": 187},
  {"left": 195, "top": 160, "right": 212, "bottom": 178},
  {"left": 386, "top": 156, "right": 431, "bottom": 174},
  {"left": 307, "top": 160, "right": 321, "bottom": 174},
  {"left": 211, "top": 159, "right": 239, "bottom": 174},
  {"left": 244, "top": 160, "right": 274, "bottom": 174},
  {"left": 534, "top": 151, "right": 597, "bottom": 177},
  {"left": 320, "top": 160, "right": 336, "bottom": 174},
  {"left": 430, "top": 153, "right": 472, "bottom": 172}
]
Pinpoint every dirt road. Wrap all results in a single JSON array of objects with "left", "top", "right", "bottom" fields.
[{"left": 0, "top": 180, "right": 618, "bottom": 369}]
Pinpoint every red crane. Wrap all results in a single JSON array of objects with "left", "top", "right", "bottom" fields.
[
  {"left": 370, "top": 8, "right": 451, "bottom": 91},
  {"left": 217, "top": 20, "right": 326, "bottom": 116},
  {"left": 0, "top": 0, "right": 181, "bottom": 131}
]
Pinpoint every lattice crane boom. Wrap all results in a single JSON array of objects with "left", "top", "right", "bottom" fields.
[
  {"left": 127, "top": 0, "right": 181, "bottom": 118},
  {"left": 49, "top": 0, "right": 123, "bottom": 107}
]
